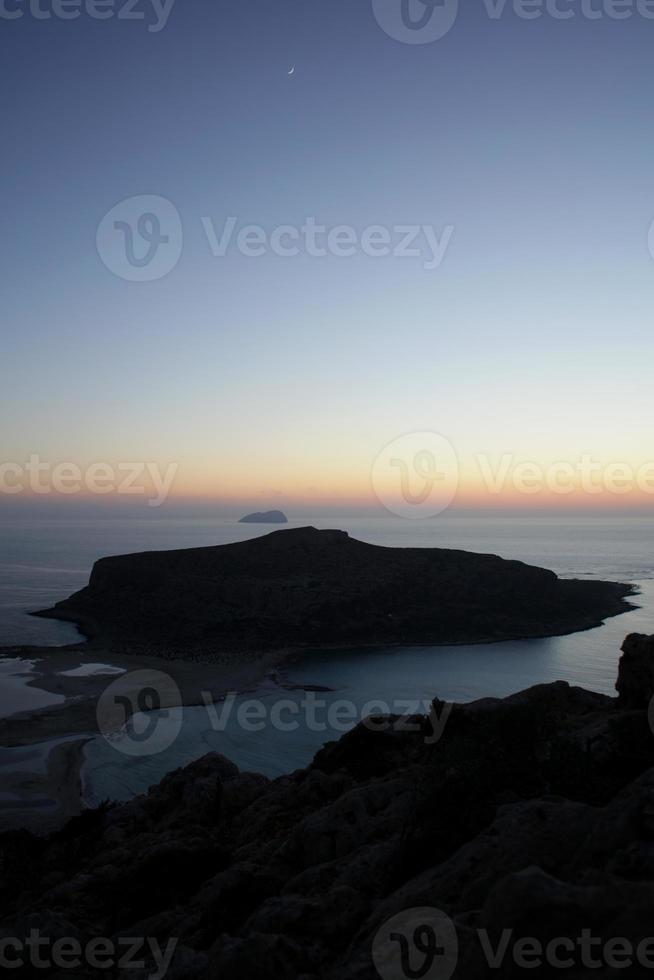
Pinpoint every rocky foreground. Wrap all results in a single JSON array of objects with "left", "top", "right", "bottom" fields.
[
  {"left": 2, "top": 634, "right": 654, "bottom": 978},
  {"left": 36, "top": 527, "right": 634, "bottom": 658}
]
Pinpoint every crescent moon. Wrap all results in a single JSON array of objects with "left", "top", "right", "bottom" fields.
[{"left": 288, "top": 66, "right": 295, "bottom": 75}]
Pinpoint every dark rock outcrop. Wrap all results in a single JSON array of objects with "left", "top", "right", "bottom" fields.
[
  {"left": 239, "top": 511, "right": 288, "bottom": 524},
  {"left": 617, "top": 633, "right": 654, "bottom": 709},
  {"left": 36, "top": 527, "right": 635, "bottom": 657},
  {"left": 2, "top": 636, "right": 654, "bottom": 978}
]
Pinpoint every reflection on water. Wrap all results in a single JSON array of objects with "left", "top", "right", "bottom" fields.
[{"left": 289, "top": 580, "right": 654, "bottom": 703}]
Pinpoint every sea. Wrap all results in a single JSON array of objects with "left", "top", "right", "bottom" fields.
[{"left": 0, "top": 515, "right": 653, "bottom": 804}]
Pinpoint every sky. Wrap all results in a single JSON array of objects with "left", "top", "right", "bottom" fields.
[{"left": 2, "top": 0, "right": 654, "bottom": 516}]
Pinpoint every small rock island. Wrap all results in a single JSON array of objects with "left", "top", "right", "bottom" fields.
[
  {"left": 238, "top": 510, "right": 288, "bottom": 524},
  {"left": 38, "top": 527, "right": 635, "bottom": 659}
]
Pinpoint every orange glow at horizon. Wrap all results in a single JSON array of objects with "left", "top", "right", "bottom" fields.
[{"left": 2, "top": 450, "right": 654, "bottom": 513}]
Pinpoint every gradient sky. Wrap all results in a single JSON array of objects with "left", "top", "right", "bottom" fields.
[{"left": 2, "top": 0, "right": 654, "bottom": 514}]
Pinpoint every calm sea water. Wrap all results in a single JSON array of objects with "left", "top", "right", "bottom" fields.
[
  {"left": 1, "top": 515, "right": 653, "bottom": 804},
  {"left": 0, "top": 515, "right": 652, "bottom": 646}
]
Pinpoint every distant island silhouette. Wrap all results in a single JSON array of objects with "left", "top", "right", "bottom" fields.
[
  {"left": 239, "top": 510, "right": 288, "bottom": 524},
  {"left": 37, "top": 527, "right": 635, "bottom": 660}
]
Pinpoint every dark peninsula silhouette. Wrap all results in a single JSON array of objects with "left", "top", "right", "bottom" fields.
[{"left": 37, "top": 527, "right": 635, "bottom": 659}]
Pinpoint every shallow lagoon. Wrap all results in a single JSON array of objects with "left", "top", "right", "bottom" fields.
[{"left": 82, "top": 579, "right": 654, "bottom": 805}]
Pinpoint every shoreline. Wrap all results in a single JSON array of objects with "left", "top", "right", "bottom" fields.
[
  {"left": 24, "top": 578, "right": 642, "bottom": 666},
  {"left": 0, "top": 642, "right": 291, "bottom": 746},
  {"left": 0, "top": 575, "right": 644, "bottom": 835},
  {"left": 0, "top": 735, "right": 92, "bottom": 834},
  {"left": 31, "top": 527, "right": 639, "bottom": 660}
]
